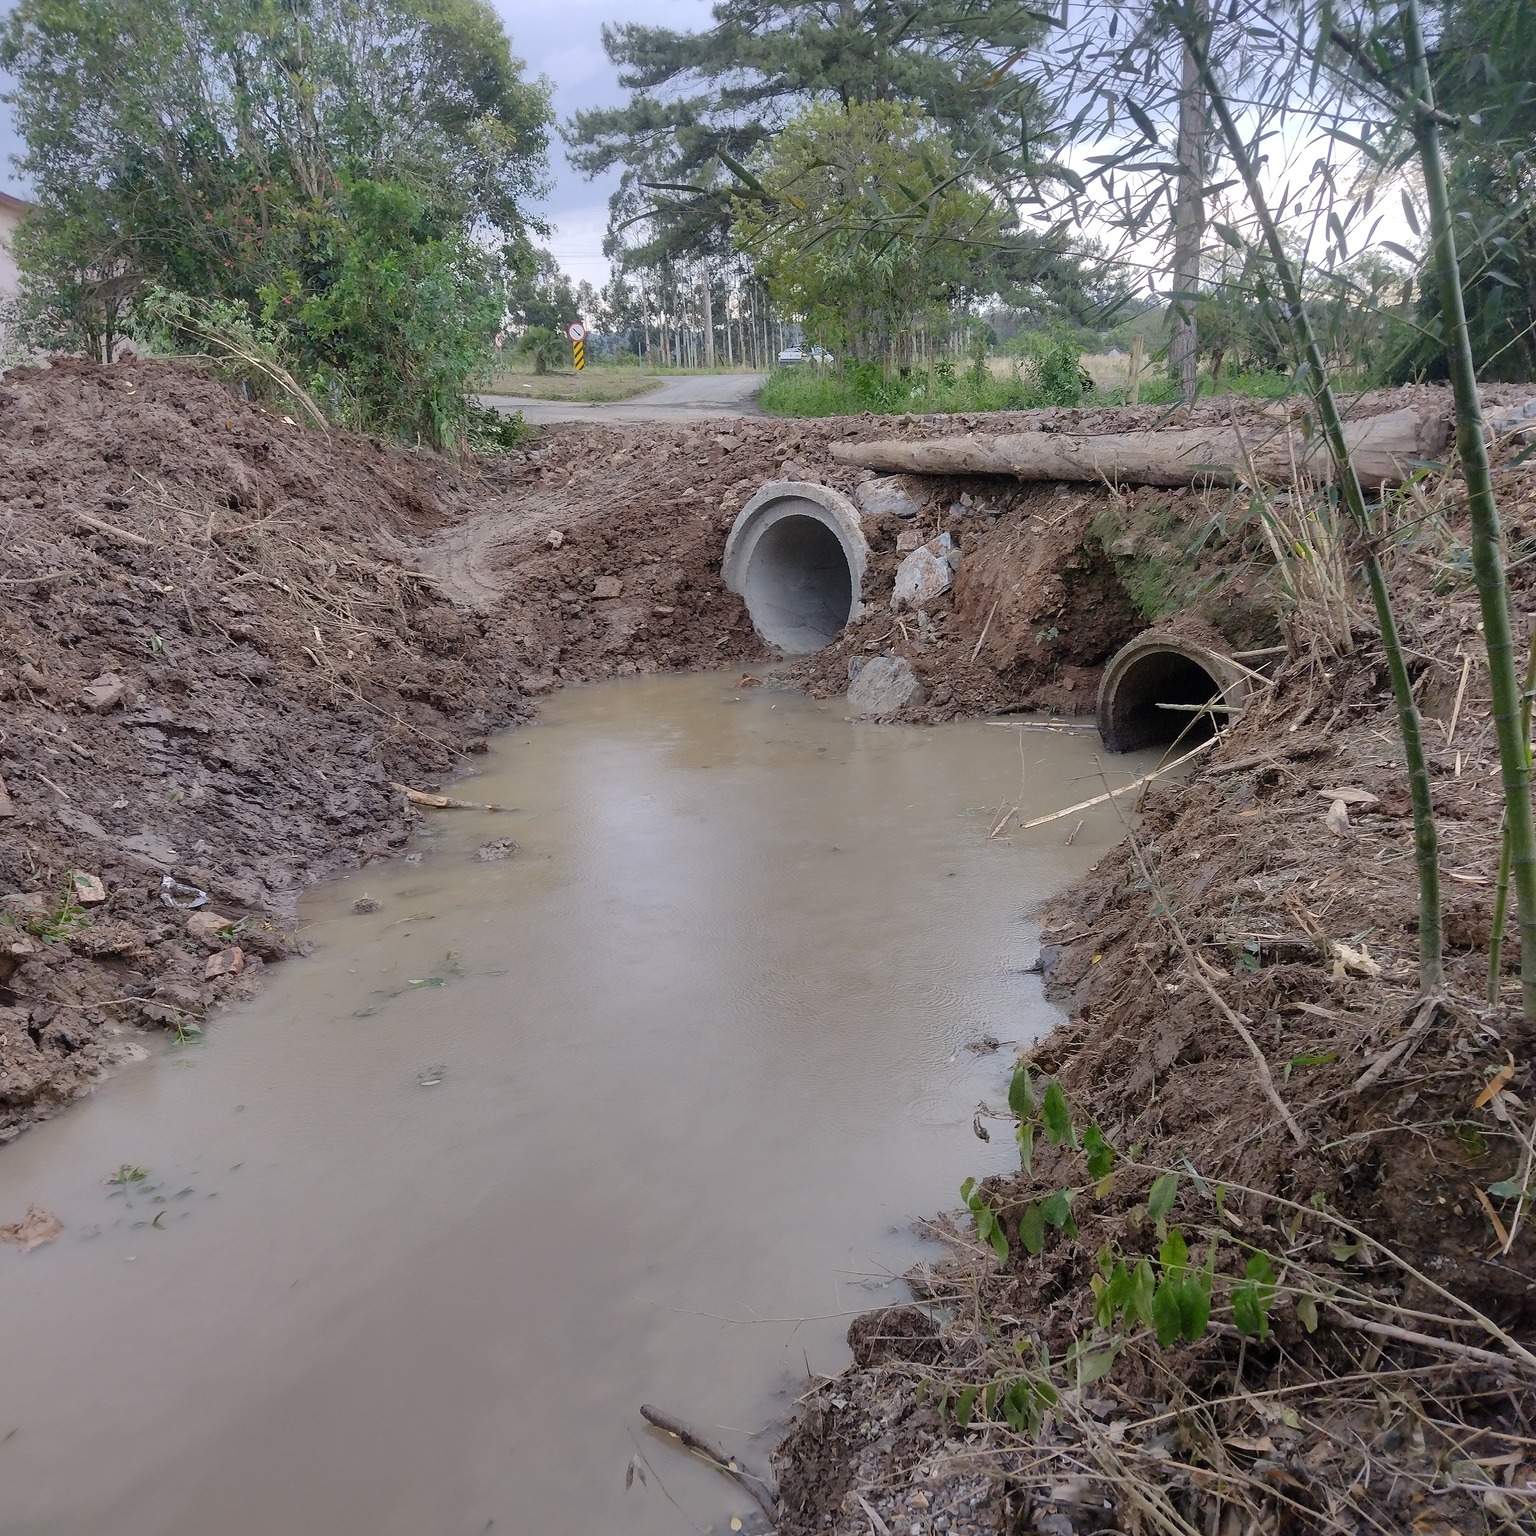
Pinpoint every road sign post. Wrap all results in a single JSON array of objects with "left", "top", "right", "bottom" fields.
[{"left": 566, "top": 321, "right": 586, "bottom": 372}]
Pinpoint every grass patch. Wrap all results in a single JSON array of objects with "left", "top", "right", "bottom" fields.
[
  {"left": 480, "top": 370, "right": 666, "bottom": 404},
  {"left": 762, "top": 358, "right": 1322, "bottom": 418},
  {"left": 759, "top": 362, "right": 1075, "bottom": 417}
]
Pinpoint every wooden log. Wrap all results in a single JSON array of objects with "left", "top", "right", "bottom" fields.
[{"left": 828, "top": 406, "right": 1450, "bottom": 488}]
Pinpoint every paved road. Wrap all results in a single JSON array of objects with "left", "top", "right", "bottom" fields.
[{"left": 480, "top": 372, "right": 765, "bottom": 426}]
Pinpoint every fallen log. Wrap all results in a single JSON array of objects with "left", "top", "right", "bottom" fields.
[{"left": 829, "top": 406, "right": 1450, "bottom": 488}]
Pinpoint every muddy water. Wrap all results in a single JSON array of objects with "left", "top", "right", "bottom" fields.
[{"left": 0, "top": 673, "right": 1159, "bottom": 1536}]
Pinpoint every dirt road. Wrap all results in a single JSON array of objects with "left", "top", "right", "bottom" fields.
[{"left": 479, "top": 371, "right": 765, "bottom": 425}]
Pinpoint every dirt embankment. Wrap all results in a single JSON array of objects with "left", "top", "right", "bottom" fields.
[{"left": 773, "top": 438, "right": 1536, "bottom": 1534}]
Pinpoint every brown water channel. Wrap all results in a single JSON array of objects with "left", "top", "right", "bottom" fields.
[{"left": 0, "top": 672, "right": 1160, "bottom": 1536}]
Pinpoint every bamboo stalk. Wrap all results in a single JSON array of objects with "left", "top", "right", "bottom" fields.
[
  {"left": 1180, "top": 10, "right": 1444, "bottom": 997},
  {"left": 1403, "top": 0, "right": 1536, "bottom": 1021},
  {"left": 1487, "top": 620, "right": 1536, "bottom": 1002}
]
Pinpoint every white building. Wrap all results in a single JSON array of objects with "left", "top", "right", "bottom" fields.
[{"left": 0, "top": 191, "right": 33, "bottom": 302}]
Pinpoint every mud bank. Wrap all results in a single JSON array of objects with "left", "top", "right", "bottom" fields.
[
  {"left": 0, "top": 359, "right": 1362, "bottom": 1138},
  {"left": 772, "top": 440, "right": 1536, "bottom": 1533}
]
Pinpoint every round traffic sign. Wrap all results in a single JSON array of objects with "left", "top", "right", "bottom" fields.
[{"left": 566, "top": 322, "right": 586, "bottom": 342}]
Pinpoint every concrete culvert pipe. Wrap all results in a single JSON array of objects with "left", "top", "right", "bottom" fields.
[
  {"left": 723, "top": 482, "right": 868, "bottom": 654},
  {"left": 1096, "top": 631, "right": 1250, "bottom": 754}
]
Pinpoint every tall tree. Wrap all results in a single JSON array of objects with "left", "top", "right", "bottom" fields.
[{"left": 564, "top": 0, "right": 1051, "bottom": 269}]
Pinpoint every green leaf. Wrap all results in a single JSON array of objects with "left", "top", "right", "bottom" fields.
[
  {"left": 1130, "top": 1259, "right": 1156, "bottom": 1329},
  {"left": 1488, "top": 1178, "right": 1526, "bottom": 1199},
  {"left": 1147, "top": 1172, "right": 1179, "bottom": 1221},
  {"left": 1151, "top": 1279, "right": 1183, "bottom": 1347},
  {"left": 1158, "top": 1227, "right": 1189, "bottom": 1279},
  {"left": 1041, "top": 1082, "right": 1072, "bottom": 1145},
  {"left": 1084, "top": 1124, "right": 1114, "bottom": 1179},
  {"left": 1008, "top": 1061, "right": 1037, "bottom": 1118},
  {"left": 1071, "top": 1339, "right": 1122, "bottom": 1386},
  {"left": 1017, "top": 1120, "right": 1035, "bottom": 1177},
  {"left": 1296, "top": 1294, "right": 1319, "bottom": 1334},
  {"left": 1232, "top": 1285, "right": 1264, "bottom": 1337},
  {"left": 1400, "top": 188, "right": 1421, "bottom": 236},
  {"left": 960, "top": 1176, "right": 977, "bottom": 1207},
  {"left": 1019, "top": 1202, "right": 1046, "bottom": 1255},
  {"left": 1041, "top": 1189, "right": 1074, "bottom": 1228},
  {"left": 1245, "top": 1251, "right": 1276, "bottom": 1285},
  {"left": 1177, "top": 1276, "right": 1211, "bottom": 1340},
  {"left": 955, "top": 1384, "right": 979, "bottom": 1428}
]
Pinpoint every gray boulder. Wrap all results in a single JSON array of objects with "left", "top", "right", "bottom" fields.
[
  {"left": 854, "top": 475, "right": 929, "bottom": 519},
  {"left": 848, "top": 655, "right": 923, "bottom": 717}
]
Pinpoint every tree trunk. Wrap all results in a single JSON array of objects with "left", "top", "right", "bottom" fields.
[
  {"left": 1170, "top": 2, "right": 1207, "bottom": 405},
  {"left": 828, "top": 406, "right": 1448, "bottom": 487},
  {"left": 701, "top": 271, "right": 715, "bottom": 368}
]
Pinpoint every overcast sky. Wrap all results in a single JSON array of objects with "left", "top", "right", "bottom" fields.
[{"left": 0, "top": 0, "right": 712, "bottom": 288}]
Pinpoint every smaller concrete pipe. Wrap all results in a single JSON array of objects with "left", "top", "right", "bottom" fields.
[
  {"left": 723, "top": 482, "right": 869, "bottom": 654},
  {"left": 1096, "top": 631, "right": 1250, "bottom": 753}
]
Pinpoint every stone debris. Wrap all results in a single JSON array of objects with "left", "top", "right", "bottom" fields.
[
  {"left": 890, "top": 534, "right": 956, "bottom": 611},
  {"left": 185, "top": 909, "right": 235, "bottom": 942},
  {"left": 592, "top": 575, "right": 623, "bottom": 599},
  {"left": 0, "top": 1204, "right": 63, "bottom": 1251},
  {"left": 70, "top": 871, "right": 107, "bottom": 905},
  {"left": 204, "top": 946, "right": 245, "bottom": 980},
  {"left": 351, "top": 896, "right": 382, "bottom": 914},
  {"left": 80, "top": 672, "right": 127, "bottom": 711},
  {"left": 474, "top": 838, "right": 519, "bottom": 861},
  {"left": 847, "top": 655, "right": 923, "bottom": 717},
  {"left": 854, "top": 474, "right": 928, "bottom": 519}
]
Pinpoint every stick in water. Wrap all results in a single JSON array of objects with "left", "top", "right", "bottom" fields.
[
  {"left": 639, "top": 1405, "right": 778, "bottom": 1524},
  {"left": 1017, "top": 737, "right": 1217, "bottom": 830}
]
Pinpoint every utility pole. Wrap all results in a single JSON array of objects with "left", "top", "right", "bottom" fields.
[
  {"left": 701, "top": 268, "right": 716, "bottom": 368},
  {"left": 1170, "top": 0, "right": 1207, "bottom": 405}
]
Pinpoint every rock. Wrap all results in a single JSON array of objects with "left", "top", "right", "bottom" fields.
[
  {"left": 545, "top": 529, "right": 564, "bottom": 548},
  {"left": 2, "top": 931, "right": 38, "bottom": 958},
  {"left": 204, "top": 946, "right": 245, "bottom": 980},
  {"left": 847, "top": 655, "right": 923, "bottom": 717},
  {"left": 70, "top": 871, "right": 107, "bottom": 905},
  {"left": 0, "top": 1205, "right": 63, "bottom": 1252},
  {"left": 18, "top": 663, "right": 50, "bottom": 691},
  {"left": 185, "top": 909, "right": 235, "bottom": 941},
  {"left": 891, "top": 534, "right": 954, "bottom": 610},
  {"left": 0, "top": 775, "right": 14, "bottom": 818},
  {"left": 474, "top": 838, "right": 519, "bottom": 861},
  {"left": 80, "top": 672, "right": 127, "bottom": 711},
  {"left": 123, "top": 832, "right": 180, "bottom": 867},
  {"left": 351, "top": 896, "right": 382, "bottom": 914},
  {"left": 854, "top": 475, "right": 928, "bottom": 519},
  {"left": 55, "top": 803, "right": 109, "bottom": 841},
  {"left": 592, "top": 576, "right": 623, "bottom": 599},
  {"left": 895, "top": 529, "right": 923, "bottom": 553},
  {"left": 1, "top": 892, "right": 50, "bottom": 920}
]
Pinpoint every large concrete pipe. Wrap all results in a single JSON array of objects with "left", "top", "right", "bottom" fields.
[
  {"left": 1097, "top": 631, "right": 1251, "bottom": 753},
  {"left": 723, "top": 482, "right": 869, "bottom": 654}
]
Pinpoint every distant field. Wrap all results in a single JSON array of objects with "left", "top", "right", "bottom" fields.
[{"left": 481, "top": 370, "right": 665, "bottom": 403}]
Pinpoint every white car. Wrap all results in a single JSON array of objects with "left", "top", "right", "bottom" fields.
[{"left": 777, "top": 347, "right": 835, "bottom": 365}]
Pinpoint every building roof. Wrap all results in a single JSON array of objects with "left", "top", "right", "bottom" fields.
[{"left": 0, "top": 191, "right": 37, "bottom": 217}]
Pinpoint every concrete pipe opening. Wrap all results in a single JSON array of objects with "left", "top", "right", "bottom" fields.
[
  {"left": 723, "top": 482, "right": 869, "bottom": 654},
  {"left": 1097, "top": 632, "right": 1249, "bottom": 754}
]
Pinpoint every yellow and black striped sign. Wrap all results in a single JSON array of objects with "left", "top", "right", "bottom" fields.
[{"left": 573, "top": 337, "right": 585, "bottom": 371}]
